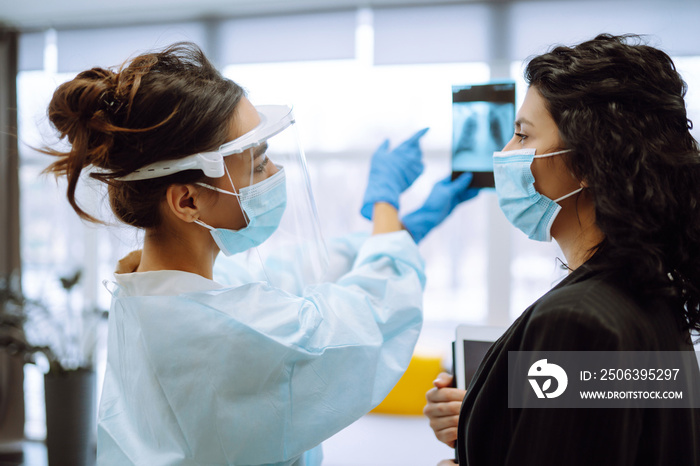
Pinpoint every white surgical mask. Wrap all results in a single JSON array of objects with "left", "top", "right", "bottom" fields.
[
  {"left": 493, "top": 148, "right": 582, "bottom": 242},
  {"left": 195, "top": 168, "right": 287, "bottom": 255}
]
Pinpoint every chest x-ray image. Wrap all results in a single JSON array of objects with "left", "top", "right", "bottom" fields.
[{"left": 451, "top": 82, "right": 515, "bottom": 188}]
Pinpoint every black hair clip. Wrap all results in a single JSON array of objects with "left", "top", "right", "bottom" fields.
[{"left": 100, "top": 91, "right": 124, "bottom": 115}]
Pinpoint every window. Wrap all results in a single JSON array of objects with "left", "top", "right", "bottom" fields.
[
  {"left": 673, "top": 56, "right": 700, "bottom": 142},
  {"left": 224, "top": 59, "right": 492, "bottom": 321},
  {"left": 18, "top": 4, "right": 700, "bottom": 440}
]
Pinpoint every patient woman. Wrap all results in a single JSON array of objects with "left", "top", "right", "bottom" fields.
[{"left": 424, "top": 34, "right": 700, "bottom": 465}]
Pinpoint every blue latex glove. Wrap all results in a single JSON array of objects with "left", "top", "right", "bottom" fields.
[
  {"left": 402, "top": 172, "right": 479, "bottom": 243},
  {"left": 360, "top": 128, "right": 429, "bottom": 220}
]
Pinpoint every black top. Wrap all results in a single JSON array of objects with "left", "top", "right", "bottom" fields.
[{"left": 456, "top": 253, "right": 700, "bottom": 466}]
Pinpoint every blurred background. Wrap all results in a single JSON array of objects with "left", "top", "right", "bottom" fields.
[{"left": 1, "top": 0, "right": 699, "bottom": 464}]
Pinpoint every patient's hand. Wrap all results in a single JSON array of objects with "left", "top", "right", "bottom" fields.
[{"left": 424, "top": 372, "right": 466, "bottom": 448}]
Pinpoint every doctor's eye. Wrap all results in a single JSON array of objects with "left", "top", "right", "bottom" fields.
[
  {"left": 254, "top": 156, "right": 270, "bottom": 173},
  {"left": 515, "top": 132, "right": 527, "bottom": 144}
]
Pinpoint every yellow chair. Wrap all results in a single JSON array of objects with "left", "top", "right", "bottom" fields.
[{"left": 371, "top": 352, "right": 444, "bottom": 415}]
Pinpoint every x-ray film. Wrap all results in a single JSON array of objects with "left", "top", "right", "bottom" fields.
[{"left": 451, "top": 82, "right": 515, "bottom": 188}]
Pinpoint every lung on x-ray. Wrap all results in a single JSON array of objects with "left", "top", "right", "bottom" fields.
[{"left": 451, "top": 82, "right": 515, "bottom": 188}]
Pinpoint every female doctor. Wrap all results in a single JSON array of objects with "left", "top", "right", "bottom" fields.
[
  {"left": 44, "top": 43, "right": 475, "bottom": 465},
  {"left": 425, "top": 34, "right": 700, "bottom": 465}
]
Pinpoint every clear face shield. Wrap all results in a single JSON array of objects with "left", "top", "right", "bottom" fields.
[{"left": 117, "top": 105, "right": 329, "bottom": 292}]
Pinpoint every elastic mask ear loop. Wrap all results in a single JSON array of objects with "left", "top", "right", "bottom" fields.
[
  {"left": 193, "top": 163, "right": 247, "bottom": 230},
  {"left": 531, "top": 149, "right": 582, "bottom": 202},
  {"left": 193, "top": 218, "right": 215, "bottom": 230},
  {"left": 196, "top": 183, "right": 239, "bottom": 196},
  {"left": 196, "top": 162, "right": 241, "bottom": 197},
  {"left": 532, "top": 148, "right": 572, "bottom": 159},
  {"left": 553, "top": 187, "right": 583, "bottom": 203}
]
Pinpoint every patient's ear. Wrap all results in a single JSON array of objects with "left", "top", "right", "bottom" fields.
[{"left": 165, "top": 184, "right": 203, "bottom": 223}]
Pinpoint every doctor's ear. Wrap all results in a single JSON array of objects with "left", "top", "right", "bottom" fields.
[{"left": 165, "top": 184, "right": 206, "bottom": 222}]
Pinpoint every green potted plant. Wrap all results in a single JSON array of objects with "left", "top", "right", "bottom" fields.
[
  {"left": 0, "top": 270, "right": 104, "bottom": 466},
  {"left": 0, "top": 272, "right": 35, "bottom": 464}
]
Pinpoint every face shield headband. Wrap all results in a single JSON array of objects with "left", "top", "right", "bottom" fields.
[
  {"left": 108, "top": 104, "right": 329, "bottom": 291},
  {"left": 112, "top": 105, "right": 295, "bottom": 182}
]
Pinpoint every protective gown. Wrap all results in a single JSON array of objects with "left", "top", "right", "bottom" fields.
[{"left": 97, "top": 231, "right": 425, "bottom": 465}]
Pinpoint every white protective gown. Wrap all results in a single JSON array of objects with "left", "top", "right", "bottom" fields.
[{"left": 97, "top": 231, "right": 425, "bottom": 466}]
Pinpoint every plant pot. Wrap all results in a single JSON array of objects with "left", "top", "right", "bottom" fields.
[
  {"left": 0, "top": 350, "right": 25, "bottom": 463},
  {"left": 44, "top": 369, "right": 96, "bottom": 466}
]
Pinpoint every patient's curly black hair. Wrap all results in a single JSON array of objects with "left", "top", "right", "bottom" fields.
[{"left": 526, "top": 33, "right": 700, "bottom": 335}]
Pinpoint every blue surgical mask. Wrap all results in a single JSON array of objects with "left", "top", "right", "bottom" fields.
[
  {"left": 195, "top": 168, "right": 287, "bottom": 255},
  {"left": 493, "top": 148, "right": 582, "bottom": 242}
]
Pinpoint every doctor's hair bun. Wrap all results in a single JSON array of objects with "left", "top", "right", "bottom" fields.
[
  {"left": 43, "top": 42, "right": 245, "bottom": 226},
  {"left": 46, "top": 66, "right": 123, "bottom": 171}
]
